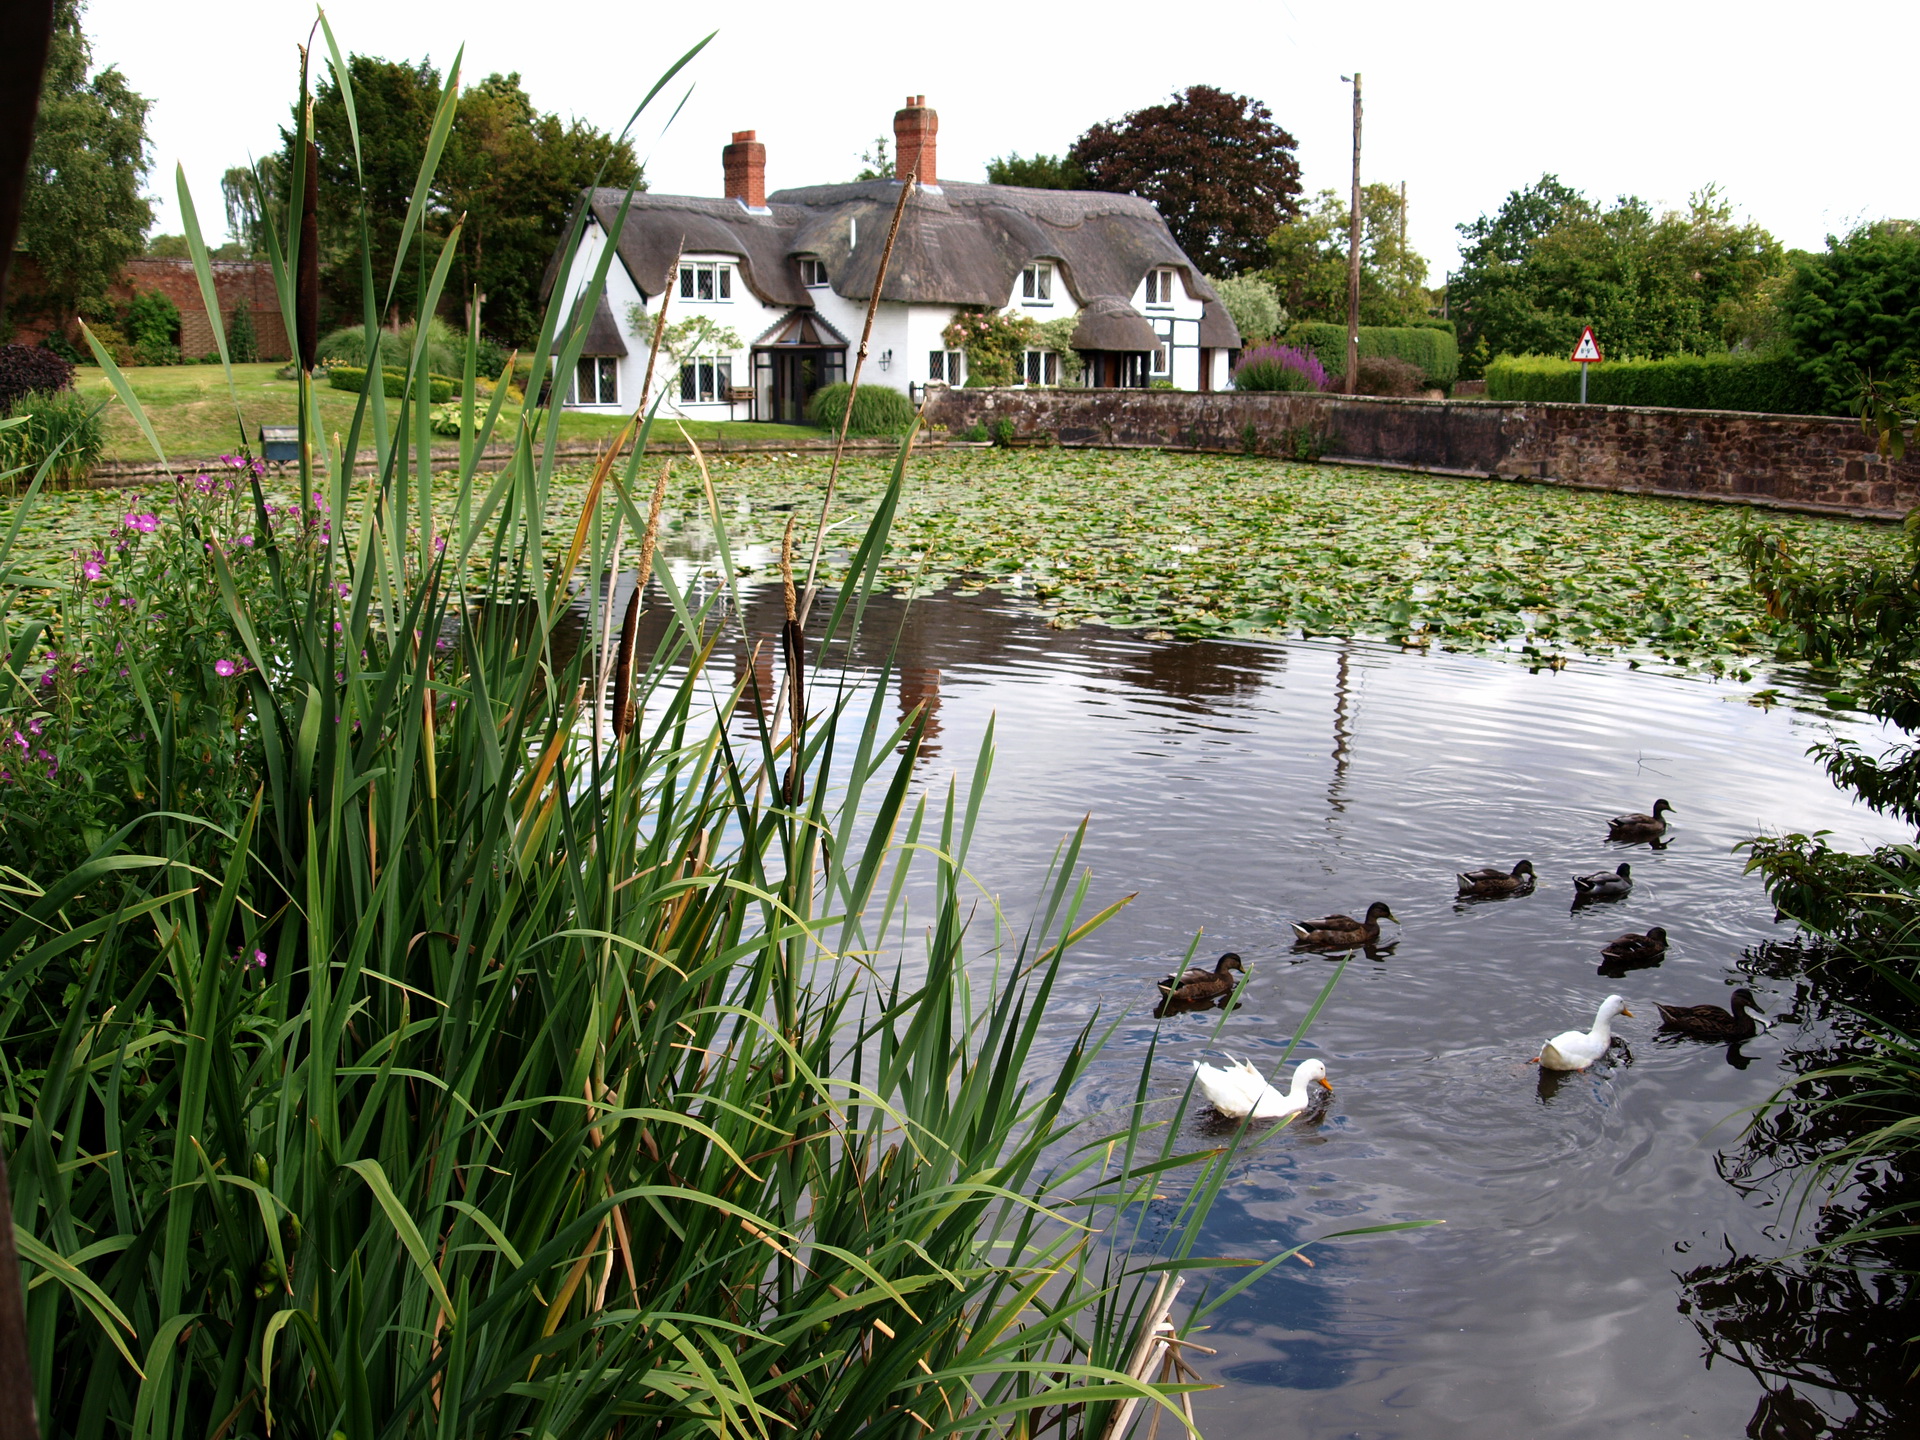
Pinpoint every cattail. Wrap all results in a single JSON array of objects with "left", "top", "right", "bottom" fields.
[
  {"left": 611, "top": 587, "right": 640, "bottom": 741},
  {"left": 298, "top": 138, "right": 319, "bottom": 372},
  {"left": 780, "top": 516, "right": 806, "bottom": 804}
]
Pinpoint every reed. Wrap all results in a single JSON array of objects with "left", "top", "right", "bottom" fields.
[{"left": 0, "top": 23, "right": 1368, "bottom": 1439}]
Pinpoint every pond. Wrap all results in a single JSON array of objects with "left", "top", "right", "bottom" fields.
[{"left": 577, "top": 562, "right": 1912, "bottom": 1440}]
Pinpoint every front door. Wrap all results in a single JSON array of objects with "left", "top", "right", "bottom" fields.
[{"left": 760, "top": 348, "right": 847, "bottom": 424}]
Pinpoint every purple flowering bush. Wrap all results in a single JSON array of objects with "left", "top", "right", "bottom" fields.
[
  {"left": 1230, "top": 343, "right": 1330, "bottom": 393},
  {"left": 1, "top": 455, "right": 334, "bottom": 866}
]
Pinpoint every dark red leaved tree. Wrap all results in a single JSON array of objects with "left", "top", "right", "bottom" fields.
[{"left": 1068, "top": 85, "right": 1301, "bottom": 276}]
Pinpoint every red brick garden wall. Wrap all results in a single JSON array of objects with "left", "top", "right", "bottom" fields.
[
  {"left": 921, "top": 388, "right": 1920, "bottom": 520},
  {"left": 5, "top": 255, "right": 288, "bottom": 360}
]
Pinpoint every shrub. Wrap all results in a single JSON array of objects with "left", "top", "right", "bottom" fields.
[
  {"left": 78, "top": 320, "right": 134, "bottom": 365},
  {"left": 0, "top": 343, "right": 75, "bottom": 413},
  {"left": 226, "top": 305, "right": 259, "bottom": 363},
  {"left": 327, "top": 364, "right": 459, "bottom": 403},
  {"left": 806, "top": 381, "right": 917, "bottom": 435},
  {"left": 960, "top": 421, "right": 989, "bottom": 442},
  {"left": 124, "top": 288, "right": 182, "bottom": 365},
  {"left": 1287, "top": 322, "right": 1461, "bottom": 386},
  {"left": 1232, "top": 343, "right": 1327, "bottom": 392},
  {"left": 1483, "top": 352, "right": 1834, "bottom": 413},
  {"left": 317, "top": 317, "right": 462, "bottom": 377},
  {"left": 993, "top": 416, "right": 1017, "bottom": 446},
  {"left": 0, "top": 389, "right": 106, "bottom": 484},
  {"left": 1354, "top": 355, "right": 1426, "bottom": 396},
  {"left": 945, "top": 308, "right": 1037, "bottom": 387}
]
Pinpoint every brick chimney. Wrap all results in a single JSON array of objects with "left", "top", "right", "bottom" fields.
[
  {"left": 893, "top": 96, "right": 936, "bottom": 187},
  {"left": 723, "top": 129, "right": 766, "bottom": 209}
]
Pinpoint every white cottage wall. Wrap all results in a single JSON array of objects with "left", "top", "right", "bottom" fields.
[{"left": 1131, "top": 266, "right": 1206, "bottom": 390}]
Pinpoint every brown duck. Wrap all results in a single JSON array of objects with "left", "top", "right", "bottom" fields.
[
  {"left": 1600, "top": 926, "right": 1669, "bottom": 965},
  {"left": 1608, "top": 799, "right": 1674, "bottom": 842},
  {"left": 1158, "top": 952, "right": 1244, "bottom": 1003},
  {"left": 1292, "top": 902, "right": 1397, "bottom": 950},
  {"left": 1457, "top": 860, "right": 1535, "bottom": 897},
  {"left": 1656, "top": 988, "right": 1768, "bottom": 1040}
]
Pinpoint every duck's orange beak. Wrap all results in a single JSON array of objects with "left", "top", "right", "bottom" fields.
[
  {"left": 1621, "top": 1008, "right": 1635, "bottom": 1018},
  {"left": 1317, "top": 1077, "right": 1334, "bottom": 1090}
]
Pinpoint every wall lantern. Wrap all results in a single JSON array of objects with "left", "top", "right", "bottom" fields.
[{"left": 878, "top": 349, "right": 893, "bottom": 372}]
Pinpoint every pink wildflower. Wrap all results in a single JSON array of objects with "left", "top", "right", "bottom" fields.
[{"left": 215, "top": 659, "right": 238, "bottom": 677}]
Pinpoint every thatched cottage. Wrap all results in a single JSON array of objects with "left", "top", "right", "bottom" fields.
[{"left": 540, "top": 97, "right": 1240, "bottom": 421}]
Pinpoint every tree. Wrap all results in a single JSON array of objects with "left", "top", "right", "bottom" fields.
[
  {"left": 1782, "top": 221, "right": 1920, "bottom": 414},
  {"left": 985, "top": 153, "right": 1086, "bottom": 190},
  {"left": 1266, "top": 184, "right": 1431, "bottom": 326},
  {"left": 288, "top": 60, "right": 639, "bottom": 344},
  {"left": 439, "top": 73, "right": 640, "bottom": 345},
  {"left": 1208, "top": 274, "right": 1286, "bottom": 345},
  {"left": 852, "top": 136, "right": 891, "bottom": 183},
  {"left": 1448, "top": 176, "right": 1786, "bottom": 376},
  {"left": 1067, "top": 86, "right": 1300, "bottom": 276},
  {"left": 221, "top": 157, "right": 285, "bottom": 261},
  {"left": 11, "top": 0, "right": 151, "bottom": 330}
]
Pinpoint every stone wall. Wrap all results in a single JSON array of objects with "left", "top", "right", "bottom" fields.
[{"left": 920, "top": 388, "right": 1920, "bottom": 520}]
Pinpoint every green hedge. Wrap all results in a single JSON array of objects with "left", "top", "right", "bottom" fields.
[
  {"left": 327, "top": 365, "right": 459, "bottom": 403},
  {"left": 1286, "top": 323, "right": 1459, "bottom": 386},
  {"left": 1483, "top": 353, "right": 1834, "bottom": 414}
]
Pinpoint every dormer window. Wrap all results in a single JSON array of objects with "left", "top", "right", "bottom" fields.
[
  {"left": 1144, "top": 269, "right": 1176, "bottom": 308},
  {"left": 679, "top": 261, "right": 733, "bottom": 301},
  {"left": 799, "top": 257, "right": 830, "bottom": 288},
  {"left": 1021, "top": 263, "right": 1054, "bottom": 305}
]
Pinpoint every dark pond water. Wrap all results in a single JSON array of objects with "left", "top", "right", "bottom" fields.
[{"left": 582, "top": 564, "right": 1915, "bottom": 1439}]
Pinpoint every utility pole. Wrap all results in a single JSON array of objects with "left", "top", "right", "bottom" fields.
[{"left": 1343, "top": 73, "right": 1362, "bottom": 395}]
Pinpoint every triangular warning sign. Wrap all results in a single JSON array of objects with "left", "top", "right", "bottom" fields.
[{"left": 1570, "top": 327, "right": 1603, "bottom": 363}]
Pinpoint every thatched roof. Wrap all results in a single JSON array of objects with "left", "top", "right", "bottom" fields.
[
  {"left": 543, "top": 180, "right": 1240, "bottom": 351},
  {"left": 580, "top": 294, "right": 628, "bottom": 356},
  {"left": 1070, "top": 297, "right": 1160, "bottom": 353},
  {"left": 1199, "top": 300, "right": 1239, "bottom": 350}
]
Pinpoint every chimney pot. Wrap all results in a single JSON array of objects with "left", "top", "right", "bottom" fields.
[
  {"left": 723, "top": 128, "right": 767, "bottom": 209},
  {"left": 893, "top": 95, "right": 937, "bottom": 187}
]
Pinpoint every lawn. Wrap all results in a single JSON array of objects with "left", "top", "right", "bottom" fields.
[
  {"left": 75, "top": 362, "right": 827, "bottom": 462},
  {"left": 5, "top": 446, "right": 1899, "bottom": 675}
]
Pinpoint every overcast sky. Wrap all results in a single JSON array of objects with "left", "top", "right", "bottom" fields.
[{"left": 91, "top": 0, "right": 1917, "bottom": 281}]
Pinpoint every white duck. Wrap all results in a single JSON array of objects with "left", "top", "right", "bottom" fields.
[
  {"left": 1192, "top": 1057, "right": 1332, "bottom": 1119},
  {"left": 1538, "top": 994, "right": 1634, "bottom": 1071}
]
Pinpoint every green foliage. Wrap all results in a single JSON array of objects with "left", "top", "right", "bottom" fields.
[
  {"left": 985, "top": 152, "right": 1087, "bottom": 189},
  {"left": 1353, "top": 356, "right": 1425, "bottom": 396},
  {"left": 651, "top": 313, "right": 743, "bottom": 362},
  {"left": 1781, "top": 221, "right": 1920, "bottom": 415},
  {"left": 960, "top": 421, "right": 990, "bottom": 442},
  {"left": 317, "top": 318, "right": 462, "bottom": 376},
  {"left": 993, "top": 417, "right": 1018, "bottom": 447},
  {"left": 143, "top": 232, "right": 190, "bottom": 257},
  {"left": 806, "top": 381, "right": 917, "bottom": 435},
  {"left": 0, "top": 389, "right": 105, "bottom": 484},
  {"left": 122, "top": 287, "right": 180, "bottom": 366},
  {"left": 225, "top": 305, "right": 259, "bottom": 364},
  {"left": 1069, "top": 84, "right": 1301, "bottom": 276},
  {"left": 1032, "top": 315, "right": 1086, "bottom": 384},
  {"left": 1287, "top": 323, "right": 1459, "bottom": 385},
  {"left": 1449, "top": 178, "right": 1787, "bottom": 377},
  {"left": 1210, "top": 274, "right": 1287, "bottom": 345},
  {"left": 11, "top": 0, "right": 153, "bottom": 324},
  {"left": 1265, "top": 184, "right": 1432, "bottom": 327},
  {"left": 326, "top": 364, "right": 458, "bottom": 402},
  {"left": 945, "top": 309, "right": 1038, "bottom": 388},
  {"left": 1484, "top": 352, "right": 1831, "bottom": 413}
]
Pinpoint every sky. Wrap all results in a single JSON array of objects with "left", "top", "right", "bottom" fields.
[{"left": 90, "top": 0, "right": 1919, "bottom": 282}]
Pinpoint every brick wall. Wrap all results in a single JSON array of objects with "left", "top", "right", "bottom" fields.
[
  {"left": 921, "top": 388, "right": 1920, "bottom": 520},
  {"left": 4, "top": 255, "right": 289, "bottom": 359},
  {"left": 115, "top": 259, "right": 289, "bottom": 360}
]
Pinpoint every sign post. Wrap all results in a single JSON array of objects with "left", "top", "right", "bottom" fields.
[{"left": 1570, "top": 326, "right": 1602, "bottom": 403}]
